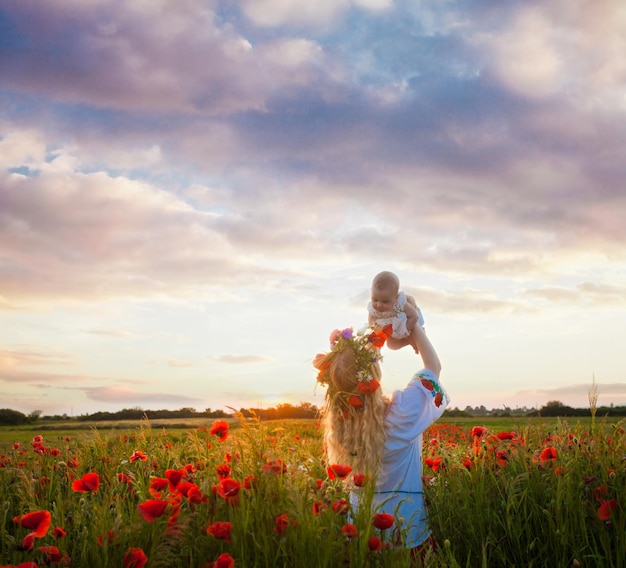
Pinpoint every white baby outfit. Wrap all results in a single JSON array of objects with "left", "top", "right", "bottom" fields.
[{"left": 368, "top": 291, "right": 424, "bottom": 339}]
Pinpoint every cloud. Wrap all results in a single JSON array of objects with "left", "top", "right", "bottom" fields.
[
  {"left": 0, "top": 158, "right": 297, "bottom": 304},
  {"left": 516, "top": 382, "right": 626, "bottom": 404},
  {"left": 0, "top": 1, "right": 340, "bottom": 117},
  {"left": 487, "top": 7, "right": 567, "bottom": 99},
  {"left": 0, "top": 347, "right": 78, "bottom": 368},
  {"left": 1, "top": 1, "right": 625, "bottom": 318},
  {"left": 86, "top": 329, "right": 140, "bottom": 338},
  {"left": 217, "top": 355, "right": 273, "bottom": 364},
  {"left": 0, "top": 368, "right": 91, "bottom": 384},
  {"left": 167, "top": 359, "right": 194, "bottom": 368},
  {"left": 83, "top": 384, "right": 202, "bottom": 405},
  {"left": 240, "top": 0, "right": 350, "bottom": 28},
  {"left": 525, "top": 282, "right": 626, "bottom": 307}
]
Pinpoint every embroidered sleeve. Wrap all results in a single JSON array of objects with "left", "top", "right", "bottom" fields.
[
  {"left": 414, "top": 370, "right": 448, "bottom": 409},
  {"left": 384, "top": 369, "right": 449, "bottom": 448}
]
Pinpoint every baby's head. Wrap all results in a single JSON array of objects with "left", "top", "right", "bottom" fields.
[{"left": 370, "top": 271, "right": 400, "bottom": 313}]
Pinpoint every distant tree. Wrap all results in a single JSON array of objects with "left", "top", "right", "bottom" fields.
[
  {"left": 239, "top": 402, "right": 320, "bottom": 420},
  {"left": 537, "top": 400, "right": 587, "bottom": 417},
  {"left": 0, "top": 408, "right": 30, "bottom": 426},
  {"left": 443, "top": 407, "right": 469, "bottom": 418},
  {"left": 29, "top": 409, "right": 43, "bottom": 421}
]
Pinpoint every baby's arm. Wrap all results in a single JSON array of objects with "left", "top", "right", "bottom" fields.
[{"left": 403, "top": 296, "right": 419, "bottom": 332}]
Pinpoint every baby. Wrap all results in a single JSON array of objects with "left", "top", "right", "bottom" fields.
[{"left": 368, "top": 271, "right": 424, "bottom": 352}]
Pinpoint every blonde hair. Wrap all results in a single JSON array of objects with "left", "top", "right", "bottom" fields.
[{"left": 322, "top": 346, "right": 388, "bottom": 477}]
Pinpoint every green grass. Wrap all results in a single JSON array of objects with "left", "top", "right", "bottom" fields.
[{"left": 1, "top": 415, "right": 624, "bottom": 567}]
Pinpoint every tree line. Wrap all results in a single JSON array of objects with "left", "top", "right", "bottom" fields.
[
  {"left": 0, "top": 406, "right": 229, "bottom": 426},
  {"left": 2, "top": 400, "right": 626, "bottom": 426},
  {"left": 0, "top": 403, "right": 319, "bottom": 426}
]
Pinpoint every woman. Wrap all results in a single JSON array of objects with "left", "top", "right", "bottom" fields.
[{"left": 313, "top": 322, "right": 448, "bottom": 560}]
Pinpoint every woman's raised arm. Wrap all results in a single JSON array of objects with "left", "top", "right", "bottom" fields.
[{"left": 412, "top": 324, "right": 441, "bottom": 377}]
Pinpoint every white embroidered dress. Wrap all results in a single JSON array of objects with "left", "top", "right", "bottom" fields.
[{"left": 349, "top": 369, "right": 449, "bottom": 547}]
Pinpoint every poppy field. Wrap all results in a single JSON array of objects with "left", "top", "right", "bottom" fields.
[{"left": 0, "top": 415, "right": 624, "bottom": 567}]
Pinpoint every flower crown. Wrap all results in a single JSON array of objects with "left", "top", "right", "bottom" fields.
[{"left": 313, "top": 324, "right": 392, "bottom": 408}]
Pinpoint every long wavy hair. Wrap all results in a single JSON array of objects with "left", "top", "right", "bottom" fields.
[{"left": 322, "top": 345, "right": 388, "bottom": 477}]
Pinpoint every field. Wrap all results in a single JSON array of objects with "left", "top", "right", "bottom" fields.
[{"left": 0, "top": 415, "right": 624, "bottom": 567}]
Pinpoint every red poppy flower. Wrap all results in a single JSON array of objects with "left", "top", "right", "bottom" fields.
[
  {"left": 148, "top": 477, "right": 168, "bottom": 498},
  {"left": 539, "top": 447, "right": 557, "bottom": 465},
  {"left": 312, "top": 500, "right": 327, "bottom": 516},
  {"left": 347, "top": 394, "right": 363, "bottom": 407},
  {"left": 117, "top": 473, "right": 132, "bottom": 486},
  {"left": 597, "top": 499, "right": 617, "bottom": 521},
  {"left": 496, "top": 431, "right": 517, "bottom": 441},
  {"left": 327, "top": 464, "right": 352, "bottom": 480},
  {"left": 52, "top": 526, "right": 66, "bottom": 538},
  {"left": 353, "top": 473, "right": 369, "bottom": 487},
  {"left": 471, "top": 426, "right": 487, "bottom": 439},
  {"left": 137, "top": 499, "right": 168, "bottom": 522},
  {"left": 368, "top": 535, "right": 383, "bottom": 551},
  {"left": 71, "top": 472, "right": 100, "bottom": 493},
  {"left": 187, "top": 484, "right": 206, "bottom": 504},
  {"left": 97, "top": 530, "right": 116, "bottom": 547},
  {"left": 165, "top": 468, "right": 184, "bottom": 490},
  {"left": 212, "top": 552, "right": 235, "bottom": 568},
  {"left": 129, "top": 450, "right": 148, "bottom": 462},
  {"left": 38, "top": 545, "right": 67, "bottom": 565},
  {"left": 216, "top": 463, "right": 230, "bottom": 479},
  {"left": 217, "top": 478, "right": 241, "bottom": 499},
  {"left": 243, "top": 475, "right": 256, "bottom": 490},
  {"left": 424, "top": 456, "right": 442, "bottom": 472},
  {"left": 176, "top": 481, "right": 199, "bottom": 498},
  {"left": 496, "top": 450, "right": 509, "bottom": 467},
  {"left": 210, "top": 420, "right": 229, "bottom": 442},
  {"left": 341, "top": 523, "right": 359, "bottom": 538},
  {"left": 357, "top": 379, "right": 380, "bottom": 395},
  {"left": 263, "top": 459, "right": 287, "bottom": 475},
  {"left": 123, "top": 547, "right": 148, "bottom": 568},
  {"left": 372, "top": 513, "right": 394, "bottom": 530},
  {"left": 20, "top": 533, "right": 36, "bottom": 552},
  {"left": 369, "top": 326, "right": 391, "bottom": 347},
  {"left": 207, "top": 521, "right": 233, "bottom": 543},
  {"left": 14, "top": 510, "right": 52, "bottom": 538},
  {"left": 273, "top": 513, "right": 296, "bottom": 534},
  {"left": 332, "top": 499, "right": 349, "bottom": 515},
  {"left": 593, "top": 484, "right": 609, "bottom": 501}
]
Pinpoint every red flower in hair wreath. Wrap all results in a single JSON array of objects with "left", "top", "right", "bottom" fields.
[{"left": 313, "top": 324, "right": 393, "bottom": 408}]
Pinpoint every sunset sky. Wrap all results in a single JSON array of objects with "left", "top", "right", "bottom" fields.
[{"left": 1, "top": 0, "right": 625, "bottom": 417}]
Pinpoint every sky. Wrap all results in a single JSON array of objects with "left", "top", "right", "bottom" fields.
[{"left": 1, "top": 0, "right": 625, "bottom": 417}]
